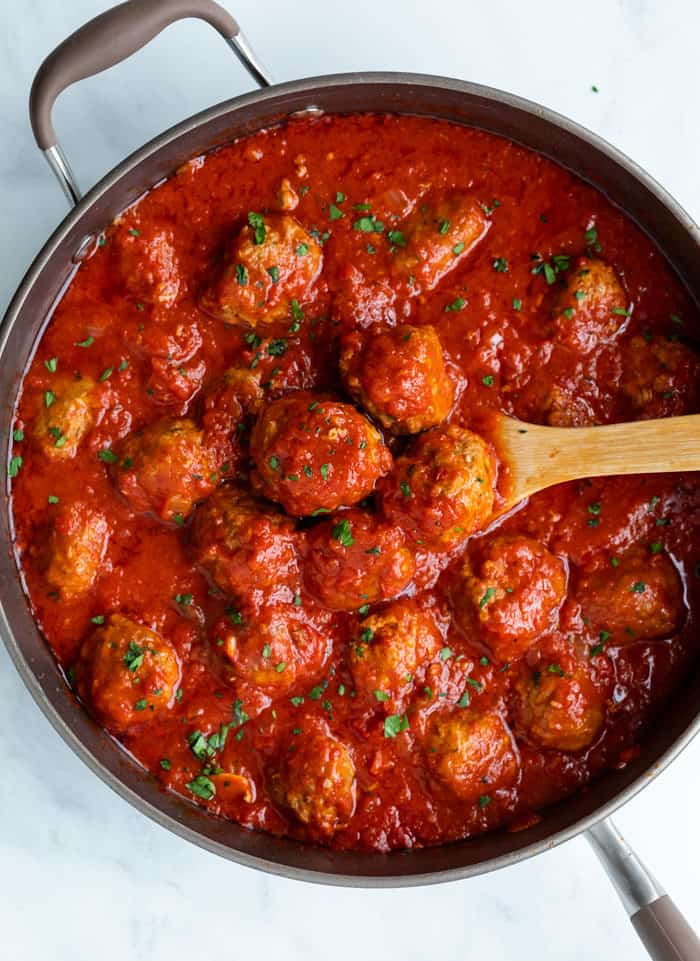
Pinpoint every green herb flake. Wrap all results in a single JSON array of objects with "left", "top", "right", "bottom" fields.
[
  {"left": 383, "top": 714, "right": 409, "bottom": 738},
  {"left": 186, "top": 775, "right": 215, "bottom": 801},
  {"left": 97, "top": 449, "right": 118, "bottom": 464},
  {"left": 492, "top": 257, "right": 508, "bottom": 273},
  {"left": 159, "top": 758, "right": 172, "bottom": 771},
  {"left": 374, "top": 690, "right": 390, "bottom": 702},
  {"left": 482, "top": 375, "right": 494, "bottom": 387},
  {"left": 44, "top": 357, "right": 58, "bottom": 373},
  {"left": 479, "top": 587, "right": 496, "bottom": 609},
  {"left": 75, "top": 336, "right": 94, "bottom": 348},
  {"left": 248, "top": 211, "right": 266, "bottom": 244},
  {"left": 512, "top": 298, "right": 522, "bottom": 311},
  {"left": 332, "top": 519, "right": 354, "bottom": 547},
  {"left": 235, "top": 263, "right": 248, "bottom": 285},
  {"left": 445, "top": 297, "right": 466, "bottom": 312}
]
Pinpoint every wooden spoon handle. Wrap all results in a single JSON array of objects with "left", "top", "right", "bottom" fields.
[{"left": 496, "top": 413, "right": 700, "bottom": 509}]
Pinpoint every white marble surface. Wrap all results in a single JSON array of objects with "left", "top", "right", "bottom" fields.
[{"left": 1, "top": 1, "right": 699, "bottom": 958}]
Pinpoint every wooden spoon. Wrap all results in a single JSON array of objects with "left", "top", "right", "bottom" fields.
[{"left": 491, "top": 412, "right": 700, "bottom": 514}]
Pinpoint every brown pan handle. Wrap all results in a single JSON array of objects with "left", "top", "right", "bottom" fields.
[
  {"left": 29, "top": 0, "right": 272, "bottom": 205},
  {"left": 587, "top": 819, "right": 700, "bottom": 961}
]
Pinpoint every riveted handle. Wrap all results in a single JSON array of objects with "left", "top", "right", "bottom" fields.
[{"left": 29, "top": 0, "right": 271, "bottom": 204}]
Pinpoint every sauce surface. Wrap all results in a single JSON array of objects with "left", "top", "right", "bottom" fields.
[{"left": 10, "top": 113, "right": 700, "bottom": 851}]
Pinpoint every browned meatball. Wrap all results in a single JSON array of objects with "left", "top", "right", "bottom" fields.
[
  {"left": 250, "top": 392, "right": 392, "bottom": 517},
  {"left": 392, "top": 193, "right": 489, "bottom": 291},
  {"left": 451, "top": 536, "right": 567, "bottom": 662},
  {"left": 113, "top": 418, "right": 217, "bottom": 522},
  {"left": 577, "top": 548, "right": 684, "bottom": 642},
  {"left": 75, "top": 614, "right": 180, "bottom": 730},
  {"left": 379, "top": 425, "right": 496, "bottom": 551},
  {"left": 46, "top": 502, "right": 110, "bottom": 600},
  {"left": 272, "top": 724, "right": 356, "bottom": 836},
  {"left": 514, "top": 657, "right": 607, "bottom": 752},
  {"left": 192, "top": 486, "right": 300, "bottom": 601},
  {"left": 114, "top": 220, "right": 182, "bottom": 307},
  {"left": 348, "top": 599, "right": 442, "bottom": 705},
  {"left": 548, "top": 256, "right": 628, "bottom": 353},
  {"left": 34, "top": 376, "right": 96, "bottom": 460},
  {"left": 425, "top": 710, "right": 519, "bottom": 802},
  {"left": 199, "top": 213, "right": 322, "bottom": 327},
  {"left": 304, "top": 509, "right": 415, "bottom": 611},
  {"left": 217, "top": 606, "right": 328, "bottom": 693},
  {"left": 339, "top": 324, "right": 454, "bottom": 434},
  {"left": 620, "top": 334, "right": 700, "bottom": 419}
]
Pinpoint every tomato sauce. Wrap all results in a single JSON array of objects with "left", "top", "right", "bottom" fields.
[{"left": 9, "top": 113, "right": 700, "bottom": 852}]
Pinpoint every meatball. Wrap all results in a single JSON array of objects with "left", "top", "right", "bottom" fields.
[
  {"left": 577, "top": 549, "right": 684, "bottom": 642},
  {"left": 379, "top": 425, "right": 496, "bottom": 550},
  {"left": 113, "top": 417, "right": 217, "bottom": 522},
  {"left": 192, "top": 486, "right": 300, "bottom": 600},
  {"left": 514, "top": 659, "right": 605, "bottom": 752},
  {"left": 392, "top": 193, "right": 489, "bottom": 291},
  {"left": 620, "top": 334, "right": 700, "bottom": 419},
  {"left": 348, "top": 599, "right": 442, "bottom": 704},
  {"left": 273, "top": 725, "right": 356, "bottom": 835},
  {"left": 304, "top": 510, "right": 415, "bottom": 611},
  {"left": 452, "top": 536, "right": 567, "bottom": 662},
  {"left": 250, "top": 392, "right": 392, "bottom": 517},
  {"left": 548, "top": 256, "right": 628, "bottom": 353},
  {"left": 425, "top": 710, "right": 519, "bottom": 802},
  {"left": 34, "top": 376, "right": 95, "bottom": 460},
  {"left": 115, "top": 221, "right": 181, "bottom": 307},
  {"left": 339, "top": 324, "right": 454, "bottom": 434},
  {"left": 46, "top": 502, "right": 110, "bottom": 600},
  {"left": 199, "top": 213, "right": 322, "bottom": 327},
  {"left": 75, "top": 614, "right": 180, "bottom": 730},
  {"left": 219, "top": 607, "right": 328, "bottom": 693}
]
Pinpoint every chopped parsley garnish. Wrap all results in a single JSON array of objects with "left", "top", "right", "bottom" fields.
[
  {"left": 482, "top": 375, "right": 494, "bottom": 387},
  {"left": 438, "top": 219, "right": 450, "bottom": 235},
  {"left": 186, "top": 775, "right": 215, "bottom": 800},
  {"left": 267, "top": 338, "right": 288, "bottom": 357},
  {"left": 235, "top": 263, "right": 248, "bottom": 285},
  {"left": 267, "top": 266, "right": 280, "bottom": 283},
  {"left": 123, "top": 641, "right": 145, "bottom": 672},
  {"left": 320, "top": 463, "right": 330, "bottom": 480},
  {"left": 387, "top": 230, "right": 406, "bottom": 247},
  {"left": 44, "top": 390, "right": 55, "bottom": 408},
  {"left": 174, "top": 593, "right": 193, "bottom": 606},
  {"left": 134, "top": 698, "right": 148, "bottom": 711},
  {"left": 478, "top": 795, "right": 491, "bottom": 809},
  {"left": 353, "top": 216, "right": 384, "bottom": 233},
  {"left": 248, "top": 211, "right": 266, "bottom": 244},
  {"left": 75, "top": 336, "right": 94, "bottom": 348},
  {"left": 457, "top": 690, "right": 471, "bottom": 708},
  {"left": 268, "top": 455, "right": 280, "bottom": 470},
  {"left": 512, "top": 298, "right": 522, "bottom": 311},
  {"left": 97, "top": 449, "right": 118, "bottom": 464},
  {"left": 439, "top": 647, "right": 453, "bottom": 661},
  {"left": 296, "top": 243, "right": 309, "bottom": 257},
  {"left": 159, "top": 759, "right": 172, "bottom": 771},
  {"left": 12, "top": 429, "right": 24, "bottom": 442},
  {"left": 374, "top": 690, "right": 390, "bottom": 702},
  {"left": 479, "top": 587, "right": 496, "bottom": 608},
  {"left": 332, "top": 519, "right": 354, "bottom": 547},
  {"left": 445, "top": 297, "right": 466, "bottom": 312},
  {"left": 44, "top": 357, "right": 57, "bottom": 373},
  {"left": 329, "top": 203, "right": 344, "bottom": 221},
  {"left": 99, "top": 367, "right": 113, "bottom": 382},
  {"left": 383, "top": 714, "right": 409, "bottom": 738},
  {"left": 91, "top": 615, "right": 105, "bottom": 625},
  {"left": 630, "top": 581, "right": 646, "bottom": 593},
  {"left": 492, "top": 257, "right": 508, "bottom": 273},
  {"left": 8, "top": 456, "right": 22, "bottom": 478},
  {"left": 480, "top": 199, "right": 501, "bottom": 216},
  {"left": 47, "top": 494, "right": 59, "bottom": 504}
]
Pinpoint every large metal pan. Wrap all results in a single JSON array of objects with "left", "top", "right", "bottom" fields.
[{"left": 3, "top": 2, "right": 700, "bottom": 958}]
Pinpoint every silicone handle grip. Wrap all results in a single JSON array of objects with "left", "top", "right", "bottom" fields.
[
  {"left": 632, "top": 897, "right": 700, "bottom": 961},
  {"left": 30, "top": 0, "right": 240, "bottom": 150}
]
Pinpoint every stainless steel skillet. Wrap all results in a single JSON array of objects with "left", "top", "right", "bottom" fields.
[{"left": 2, "top": 2, "right": 699, "bottom": 956}]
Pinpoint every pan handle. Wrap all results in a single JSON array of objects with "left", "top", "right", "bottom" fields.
[
  {"left": 587, "top": 818, "right": 700, "bottom": 960},
  {"left": 29, "top": 0, "right": 272, "bottom": 206}
]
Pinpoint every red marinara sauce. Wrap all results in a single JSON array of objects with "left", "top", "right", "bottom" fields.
[{"left": 10, "top": 114, "right": 700, "bottom": 851}]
